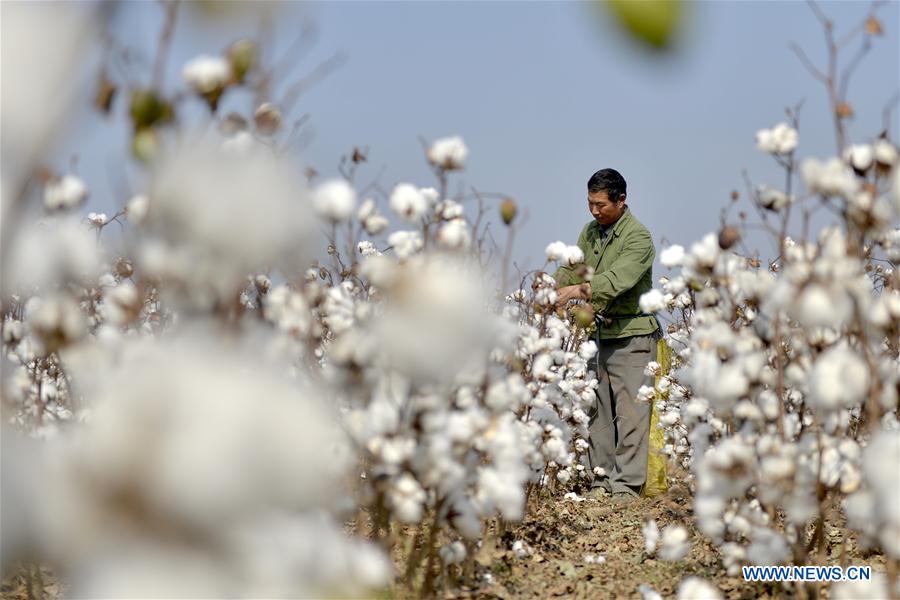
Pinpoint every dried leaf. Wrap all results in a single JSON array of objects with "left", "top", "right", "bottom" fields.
[{"left": 865, "top": 17, "right": 883, "bottom": 35}]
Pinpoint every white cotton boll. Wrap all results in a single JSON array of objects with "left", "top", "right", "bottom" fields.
[
  {"left": 583, "top": 553, "right": 605, "bottom": 564},
  {"left": 420, "top": 187, "right": 440, "bottom": 206},
  {"left": 542, "top": 436, "right": 568, "bottom": 464},
  {"left": 357, "top": 240, "right": 379, "bottom": 258},
  {"left": 831, "top": 574, "right": 890, "bottom": 600},
  {"left": 674, "top": 291, "right": 692, "bottom": 309},
  {"left": 363, "top": 213, "right": 389, "bottom": 236},
  {"left": 534, "top": 288, "right": 557, "bottom": 307},
  {"left": 845, "top": 489, "right": 878, "bottom": 548},
  {"left": 263, "top": 286, "right": 311, "bottom": 336},
  {"left": 840, "top": 462, "right": 862, "bottom": 494},
  {"left": 733, "top": 400, "right": 762, "bottom": 422},
  {"left": 873, "top": 139, "right": 899, "bottom": 167},
  {"left": 357, "top": 197, "right": 376, "bottom": 220},
  {"left": 638, "top": 584, "right": 663, "bottom": 600},
  {"left": 760, "top": 455, "right": 794, "bottom": 482},
  {"left": 313, "top": 179, "right": 356, "bottom": 222},
  {"left": 389, "top": 183, "right": 428, "bottom": 222},
  {"left": 657, "top": 376, "right": 672, "bottom": 393},
  {"left": 663, "top": 276, "right": 686, "bottom": 295},
  {"left": 643, "top": 519, "right": 659, "bottom": 555},
  {"left": 660, "top": 410, "right": 680, "bottom": 427},
  {"left": 370, "top": 436, "right": 415, "bottom": 468},
  {"left": 556, "top": 468, "right": 572, "bottom": 484},
  {"left": 511, "top": 540, "right": 532, "bottom": 558},
  {"left": 485, "top": 374, "right": 528, "bottom": 412},
  {"left": 4, "top": 216, "right": 102, "bottom": 293},
  {"left": 727, "top": 515, "right": 752, "bottom": 538},
  {"left": 677, "top": 577, "right": 722, "bottom": 600},
  {"left": 545, "top": 241, "right": 567, "bottom": 262},
  {"left": 862, "top": 429, "right": 900, "bottom": 557},
  {"left": 440, "top": 541, "right": 466, "bottom": 565},
  {"left": 636, "top": 385, "right": 656, "bottom": 403},
  {"left": 2, "top": 2, "right": 96, "bottom": 195},
  {"left": 688, "top": 233, "right": 720, "bottom": 270},
  {"left": 802, "top": 157, "right": 859, "bottom": 198},
  {"left": 87, "top": 212, "right": 107, "bottom": 227},
  {"left": 755, "top": 186, "right": 793, "bottom": 211},
  {"left": 101, "top": 282, "right": 140, "bottom": 327},
  {"left": 746, "top": 529, "right": 790, "bottom": 566},
  {"left": 3, "top": 320, "right": 25, "bottom": 344},
  {"left": 388, "top": 473, "right": 427, "bottom": 524},
  {"left": 322, "top": 287, "right": 356, "bottom": 334},
  {"left": 449, "top": 498, "right": 481, "bottom": 540},
  {"left": 644, "top": 361, "right": 661, "bottom": 377},
  {"left": 386, "top": 230, "right": 423, "bottom": 260},
  {"left": 436, "top": 218, "right": 471, "bottom": 250},
  {"left": 26, "top": 295, "right": 86, "bottom": 355},
  {"left": 68, "top": 543, "right": 230, "bottom": 599},
  {"left": 659, "top": 525, "right": 691, "bottom": 561},
  {"left": 756, "top": 122, "right": 797, "bottom": 155},
  {"left": 182, "top": 55, "right": 232, "bottom": 94},
  {"left": 475, "top": 465, "right": 525, "bottom": 521},
  {"left": 435, "top": 199, "right": 464, "bottom": 220},
  {"left": 639, "top": 289, "right": 666, "bottom": 313},
  {"left": 809, "top": 345, "right": 870, "bottom": 413},
  {"left": 126, "top": 194, "right": 150, "bottom": 224},
  {"left": 349, "top": 542, "right": 394, "bottom": 591},
  {"left": 44, "top": 175, "right": 88, "bottom": 211},
  {"left": 693, "top": 493, "right": 725, "bottom": 540},
  {"left": 579, "top": 340, "right": 598, "bottom": 360},
  {"left": 427, "top": 135, "right": 468, "bottom": 170},
  {"left": 221, "top": 130, "right": 256, "bottom": 155},
  {"left": 795, "top": 283, "right": 853, "bottom": 329},
  {"left": 226, "top": 514, "right": 392, "bottom": 597},
  {"left": 660, "top": 244, "right": 686, "bottom": 268},
  {"left": 532, "top": 353, "right": 556, "bottom": 382},
  {"left": 843, "top": 144, "right": 874, "bottom": 172},
  {"left": 561, "top": 245, "right": 584, "bottom": 266},
  {"left": 41, "top": 338, "right": 355, "bottom": 561},
  {"left": 720, "top": 543, "right": 747, "bottom": 576},
  {"left": 143, "top": 141, "right": 311, "bottom": 304},
  {"left": 369, "top": 255, "right": 502, "bottom": 385}
]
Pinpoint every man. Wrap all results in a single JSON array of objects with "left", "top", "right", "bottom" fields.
[{"left": 554, "top": 168, "right": 659, "bottom": 504}]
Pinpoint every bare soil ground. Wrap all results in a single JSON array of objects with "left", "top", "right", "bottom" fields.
[
  {"left": 3, "top": 485, "right": 886, "bottom": 599},
  {"left": 391, "top": 484, "right": 886, "bottom": 599}
]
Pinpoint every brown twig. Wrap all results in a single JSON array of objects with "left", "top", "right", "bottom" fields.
[{"left": 151, "top": 0, "right": 179, "bottom": 90}]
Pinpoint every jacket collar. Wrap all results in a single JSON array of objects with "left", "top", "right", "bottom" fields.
[
  {"left": 594, "top": 205, "right": 631, "bottom": 239},
  {"left": 610, "top": 205, "right": 631, "bottom": 237}
]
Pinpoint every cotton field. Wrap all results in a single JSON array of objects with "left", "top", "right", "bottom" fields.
[{"left": 1, "top": 2, "right": 898, "bottom": 599}]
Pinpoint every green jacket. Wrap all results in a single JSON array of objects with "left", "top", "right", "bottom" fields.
[{"left": 554, "top": 207, "right": 658, "bottom": 340}]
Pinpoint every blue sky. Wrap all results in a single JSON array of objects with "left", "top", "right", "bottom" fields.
[{"left": 64, "top": 1, "right": 899, "bottom": 274}]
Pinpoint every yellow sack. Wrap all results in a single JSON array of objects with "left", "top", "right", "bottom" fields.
[{"left": 642, "top": 339, "right": 671, "bottom": 498}]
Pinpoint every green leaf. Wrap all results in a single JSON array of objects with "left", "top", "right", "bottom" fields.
[{"left": 604, "top": 0, "right": 683, "bottom": 50}]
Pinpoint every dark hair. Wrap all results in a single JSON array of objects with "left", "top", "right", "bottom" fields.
[{"left": 587, "top": 168, "right": 627, "bottom": 201}]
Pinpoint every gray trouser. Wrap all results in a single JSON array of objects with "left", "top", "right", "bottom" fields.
[{"left": 587, "top": 333, "right": 658, "bottom": 496}]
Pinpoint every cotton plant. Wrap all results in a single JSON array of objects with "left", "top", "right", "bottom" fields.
[
  {"left": 637, "top": 104, "right": 900, "bottom": 590},
  {"left": 23, "top": 336, "right": 389, "bottom": 598},
  {"left": 4, "top": 4, "right": 899, "bottom": 598},
  {"left": 190, "top": 133, "right": 599, "bottom": 594}
]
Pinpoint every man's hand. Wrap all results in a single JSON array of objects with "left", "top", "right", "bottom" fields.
[{"left": 556, "top": 282, "right": 591, "bottom": 305}]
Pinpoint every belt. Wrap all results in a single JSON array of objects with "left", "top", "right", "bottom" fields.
[
  {"left": 595, "top": 312, "right": 662, "bottom": 340},
  {"left": 595, "top": 312, "right": 654, "bottom": 326}
]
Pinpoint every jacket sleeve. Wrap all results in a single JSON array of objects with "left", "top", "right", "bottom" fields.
[
  {"left": 552, "top": 223, "right": 590, "bottom": 287},
  {"left": 589, "top": 228, "right": 655, "bottom": 311}
]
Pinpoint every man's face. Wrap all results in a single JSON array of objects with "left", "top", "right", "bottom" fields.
[{"left": 588, "top": 190, "right": 626, "bottom": 226}]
